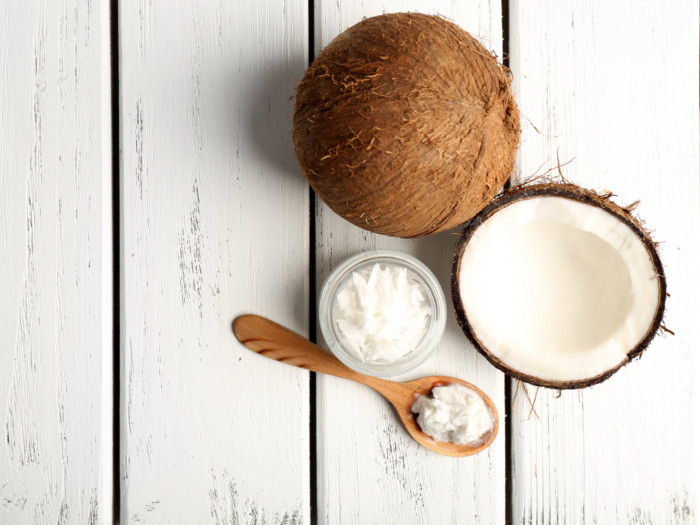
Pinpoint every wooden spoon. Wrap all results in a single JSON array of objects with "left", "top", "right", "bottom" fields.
[{"left": 233, "top": 314, "right": 499, "bottom": 457}]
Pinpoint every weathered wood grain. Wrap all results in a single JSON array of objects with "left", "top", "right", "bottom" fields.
[
  {"left": 0, "top": 1, "right": 111, "bottom": 524},
  {"left": 509, "top": 1, "right": 700, "bottom": 522},
  {"left": 313, "top": 3, "right": 507, "bottom": 523},
  {"left": 120, "top": 0, "right": 311, "bottom": 522}
]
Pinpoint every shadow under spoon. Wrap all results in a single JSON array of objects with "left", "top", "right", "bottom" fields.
[{"left": 233, "top": 314, "right": 499, "bottom": 457}]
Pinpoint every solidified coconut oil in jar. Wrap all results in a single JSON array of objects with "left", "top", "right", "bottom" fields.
[{"left": 333, "top": 263, "right": 431, "bottom": 364}]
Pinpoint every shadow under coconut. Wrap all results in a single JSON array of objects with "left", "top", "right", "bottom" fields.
[
  {"left": 411, "top": 228, "right": 476, "bottom": 355},
  {"left": 243, "top": 51, "right": 308, "bottom": 183}
]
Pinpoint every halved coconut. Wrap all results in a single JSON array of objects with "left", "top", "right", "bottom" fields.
[{"left": 451, "top": 183, "right": 666, "bottom": 389}]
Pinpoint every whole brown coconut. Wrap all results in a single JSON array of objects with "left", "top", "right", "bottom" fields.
[{"left": 293, "top": 13, "right": 520, "bottom": 238}]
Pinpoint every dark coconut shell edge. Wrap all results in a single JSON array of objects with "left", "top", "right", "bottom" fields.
[{"left": 451, "top": 182, "right": 667, "bottom": 390}]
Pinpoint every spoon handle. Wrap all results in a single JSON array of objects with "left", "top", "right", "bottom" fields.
[{"left": 233, "top": 314, "right": 389, "bottom": 390}]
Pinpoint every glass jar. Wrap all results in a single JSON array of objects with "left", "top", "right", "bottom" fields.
[{"left": 318, "top": 250, "right": 446, "bottom": 378}]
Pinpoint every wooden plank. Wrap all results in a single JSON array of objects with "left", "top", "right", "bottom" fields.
[
  {"left": 119, "top": 0, "right": 311, "bottom": 523},
  {"left": 509, "top": 1, "right": 700, "bottom": 522},
  {"left": 0, "top": 1, "right": 112, "bottom": 524},
  {"left": 313, "top": 3, "right": 507, "bottom": 523}
]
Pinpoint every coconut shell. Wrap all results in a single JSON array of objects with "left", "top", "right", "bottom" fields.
[
  {"left": 451, "top": 183, "right": 667, "bottom": 389},
  {"left": 293, "top": 13, "right": 520, "bottom": 238}
]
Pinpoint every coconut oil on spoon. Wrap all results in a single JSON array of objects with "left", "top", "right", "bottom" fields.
[{"left": 233, "top": 314, "right": 498, "bottom": 457}]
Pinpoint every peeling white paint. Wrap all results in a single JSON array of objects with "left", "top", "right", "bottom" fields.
[
  {"left": 0, "top": 0, "right": 109, "bottom": 523},
  {"left": 120, "top": 0, "right": 311, "bottom": 522}
]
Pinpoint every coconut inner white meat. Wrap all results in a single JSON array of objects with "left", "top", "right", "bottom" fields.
[{"left": 458, "top": 196, "right": 660, "bottom": 382}]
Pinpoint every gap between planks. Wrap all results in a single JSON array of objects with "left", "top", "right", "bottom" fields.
[
  {"left": 307, "top": 1, "right": 318, "bottom": 523},
  {"left": 501, "top": 0, "right": 514, "bottom": 521},
  {"left": 109, "top": 0, "right": 122, "bottom": 522}
]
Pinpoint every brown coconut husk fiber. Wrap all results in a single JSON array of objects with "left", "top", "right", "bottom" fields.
[{"left": 293, "top": 13, "right": 520, "bottom": 238}]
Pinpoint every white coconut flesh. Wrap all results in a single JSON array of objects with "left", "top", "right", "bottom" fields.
[{"left": 458, "top": 196, "right": 660, "bottom": 382}]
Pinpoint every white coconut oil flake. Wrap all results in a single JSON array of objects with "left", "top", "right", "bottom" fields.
[
  {"left": 333, "top": 263, "right": 431, "bottom": 364},
  {"left": 411, "top": 384, "right": 493, "bottom": 445}
]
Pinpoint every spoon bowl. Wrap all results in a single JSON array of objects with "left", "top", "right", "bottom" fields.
[
  {"left": 390, "top": 376, "right": 498, "bottom": 457},
  {"left": 233, "top": 314, "right": 498, "bottom": 457}
]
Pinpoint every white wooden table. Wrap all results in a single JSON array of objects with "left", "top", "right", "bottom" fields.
[{"left": 1, "top": 1, "right": 699, "bottom": 523}]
